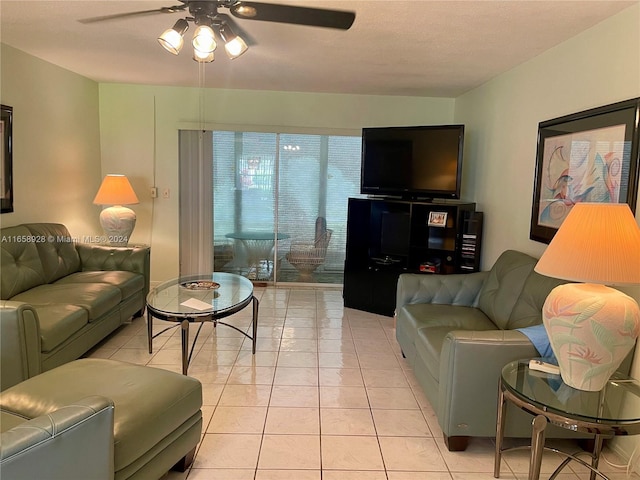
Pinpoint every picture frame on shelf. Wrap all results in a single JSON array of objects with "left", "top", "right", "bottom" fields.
[
  {"left": 1, "top": 104, "right": 13, "bottom": 214},
  {"left": 530, "top": 98, "right": 640, "bottom": 244},
  {"left": 428, "top": 211, "right": 448, "bottom": 227}
]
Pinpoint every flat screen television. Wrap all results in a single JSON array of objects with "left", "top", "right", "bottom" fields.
[{"left": 360, "top": 124, "right": 464, "bottom": 199}]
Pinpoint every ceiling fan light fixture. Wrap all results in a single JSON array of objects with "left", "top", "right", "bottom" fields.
[
  {"left": 193, "top": 50, "right": 215, "bottom": 63},
  {"left": 233, "top": 5, "right": 257, "bottom": 18},
  {"left": 224, "top": 36, "right": 248, "bottom": 59},
  {"left": 219, "top": 23, "right": 249, "bottom": 59},
  {"left": 158, "top": 18, "right": 189, "bottom": 55},
  {"left": 192, "top": 25, "right": 217, "bottom": 53}
]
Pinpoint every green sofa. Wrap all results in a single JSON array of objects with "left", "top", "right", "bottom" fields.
[
  {"left": 395, "top": 249, "right": 633, "bottom": 451},
  {"left": 0, "top": 223, "right": 150, "bottom": 389}
]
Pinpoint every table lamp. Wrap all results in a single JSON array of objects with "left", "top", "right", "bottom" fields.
[
  {"left": 534, "top": 203, "right": 640, "bottom": 391},
  {"left": 93, "top": 174, "right": 139, "bottom": 246}
]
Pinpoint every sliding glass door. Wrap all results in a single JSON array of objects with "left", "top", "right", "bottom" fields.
[
  {"left": 179, "top": 129, "right": 361, "bottom": 284},
  {"left": 276, "top": 134, "right": 361, "bottom": 283},
  {"left": 212, "top": 131, "right": 277, "bottom": 281}
]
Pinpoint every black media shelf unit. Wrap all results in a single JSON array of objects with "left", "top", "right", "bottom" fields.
[{"left": 343, "top": 197, "right": 483, "bottom": 316}]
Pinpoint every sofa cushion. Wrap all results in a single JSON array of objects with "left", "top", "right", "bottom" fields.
[
  {"left": 23, "top": 224, "right": 81, "bottom": 283},
  {"left": 414, "top": 326, "right": 451, "bottom": 385},
  {"left": 409, "top": 305, "right": 496, "bottom": 380},
  {"left": 55, "top": 271, "right": 144, "bottom": 300},
  {"left": 0, "top": 226, "right": 46, "bottom": 299},
  {"left": 507, "top": 271, "right": 569, "bottom": 329},
  {"left": 0, "top": 411, "right": 27, "bottom": 433},
  {"left": 0, "top": 359, "right": 202, "bottom": 474},
  {"left": 34, "top": 304, "right": 89, "bottom": 353},
  {"left": 401, "top": 303, "right": 495, "bottom": 335},
  {"left": 477, "top": 250, "right": 537, "bottom": 330},
  {"left": 11, "top": 283, "right": 121, "bottom": 322}
]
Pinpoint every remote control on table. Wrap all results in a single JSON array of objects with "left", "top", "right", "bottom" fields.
[{"left": 528, "top": 359, "right": 560, "bottom": 375}]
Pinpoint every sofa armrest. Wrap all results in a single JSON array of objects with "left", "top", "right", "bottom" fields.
[
  {"left": 437, "top": 329, "right": 538, "bottom": 437},
  {"left": 0, "top": 396, "right": 114, "bottom": 480},
  {"left": 75, "top": 244, "right": 151, "bottom": 298},
  {"left": 396, "top": 271, "right": 488, "bottom": 312},
  {"left": 0, "top": 302, "right": 42, "bottom": 391}
]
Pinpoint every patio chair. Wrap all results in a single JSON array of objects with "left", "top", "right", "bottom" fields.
[{"left": 286, "top": 217, "right": 333, "bottom": 281}]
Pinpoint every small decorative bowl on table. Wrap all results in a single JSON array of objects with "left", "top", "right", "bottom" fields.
[{"left": 180, "top": 281, "right": 220, "bottom": 290}]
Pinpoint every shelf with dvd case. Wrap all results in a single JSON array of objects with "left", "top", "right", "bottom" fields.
[
  {"left": 459, "top": 211, "right": 483, "bottom": 272},
  {"left": 343, "top": 197, "right": 483, "bottom": 316}
]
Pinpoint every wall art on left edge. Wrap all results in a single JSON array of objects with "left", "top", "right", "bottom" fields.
[{"left": 1, "top": 105, "right": 13, "bottom": 213}]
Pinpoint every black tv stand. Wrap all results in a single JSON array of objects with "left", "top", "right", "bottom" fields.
[
  {"left": 343, "top": 197, "right": 483, "bottom": 316},
  {"left": 365, "top": 194, "right": 466, "bottom": 203},
  {"left": 403, "top": 195, "right": 434, "bottom": 203},
  {"left": 370, "top": 256, "right": 402, "bottom": 266}
]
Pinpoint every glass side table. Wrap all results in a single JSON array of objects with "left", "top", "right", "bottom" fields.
[{"left": 494, "top": 359, "right": 640, "bottom": 480}]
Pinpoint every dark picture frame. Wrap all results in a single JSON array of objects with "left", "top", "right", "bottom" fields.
[
  {"left": 530, "top": 98, "right": 640, "bottom": 244},
  {"left": 1, "top": 105, "right": 13, "bottom": 214}
]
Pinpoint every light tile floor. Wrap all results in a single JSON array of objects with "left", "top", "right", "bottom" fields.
[{"left": 86, "top": 287, "right": 638, "bottom": 480}]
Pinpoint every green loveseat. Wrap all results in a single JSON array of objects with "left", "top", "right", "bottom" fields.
[
  {"left": 0, "top": 223, "right": 150, "bottom": 389},
  {"left": 396, "top": 249, "right": 634, "bottom": 451}
]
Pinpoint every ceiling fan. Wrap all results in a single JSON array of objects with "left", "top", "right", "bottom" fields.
[{"left": 81, "top": 1, "right": 356, "bottom": 62}]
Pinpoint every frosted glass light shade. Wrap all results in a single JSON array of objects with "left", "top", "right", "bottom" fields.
[
  {"left": 193, "top": 50, "right": 215, "bottom": 63},
  {"left": 158, "top": 19, "right": 189, "bottom": 55},
  {"left": 192, "top": 25, "right": 216, "bottom": 53},
  {"left": 224, "top": 36, "right": 248, "bottom": 59}
]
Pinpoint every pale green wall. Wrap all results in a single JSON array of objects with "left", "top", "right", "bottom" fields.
[
  {"left": 0, "top": 44, "right": 102, "bottom": 236},
  {"left": 455, "top": 3, "right": 640, "bottom": 266},
  {"left": 98, "top": 84, "right": 456, "bottom": 280},
  {"left": 454, "top": 4, "right": 640, "bottom": 468}
]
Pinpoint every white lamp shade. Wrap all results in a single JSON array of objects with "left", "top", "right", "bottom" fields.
[
  {"left": 93, "top": 175, "right": 139, "bottom": 206},
  {"left": 534, "top": 203, "right": 640, "bottom": 285}
]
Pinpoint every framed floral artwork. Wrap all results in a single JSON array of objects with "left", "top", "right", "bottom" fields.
[{"left": 530, "top": 98, "right": 640, "bottom": 243}]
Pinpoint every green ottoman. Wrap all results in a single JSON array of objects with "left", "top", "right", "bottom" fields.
[{"left": 0, "top": 358, "right": 202, "bottom": 480}]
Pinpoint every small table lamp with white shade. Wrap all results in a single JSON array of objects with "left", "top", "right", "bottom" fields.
[
  {"left": 534, "top": 202, "right": 640, "bottom": 391},
  {"left": 93, "top": 174, "right": 139, "bottom": 246}
]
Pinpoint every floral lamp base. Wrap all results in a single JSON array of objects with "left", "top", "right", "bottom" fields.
[{"left": 542, "top": 283, "right": 640, "bottom": 391}]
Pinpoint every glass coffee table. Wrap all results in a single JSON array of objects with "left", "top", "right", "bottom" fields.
[
  {"left": 146, "top": 272, "right": 258, "bottom": 375},
  {"left": 494, "top": 359, "right": 640, "bottom": 480}
]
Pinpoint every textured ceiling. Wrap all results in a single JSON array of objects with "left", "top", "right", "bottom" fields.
[{"left": 1, "top": 0, "right": 636, "bottom": 97}]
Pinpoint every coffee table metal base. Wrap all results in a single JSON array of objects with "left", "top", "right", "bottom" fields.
[{"left": 147, "top": 295, "right": 258, "bottom": 375}]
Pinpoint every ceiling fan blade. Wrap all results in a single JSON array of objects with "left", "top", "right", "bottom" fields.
[
  {"left": 79, "top": 5, "right": 186, "bottom": 24},
  {"left": 229, "top": 2, "right": 355, "bottom": 30}
]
